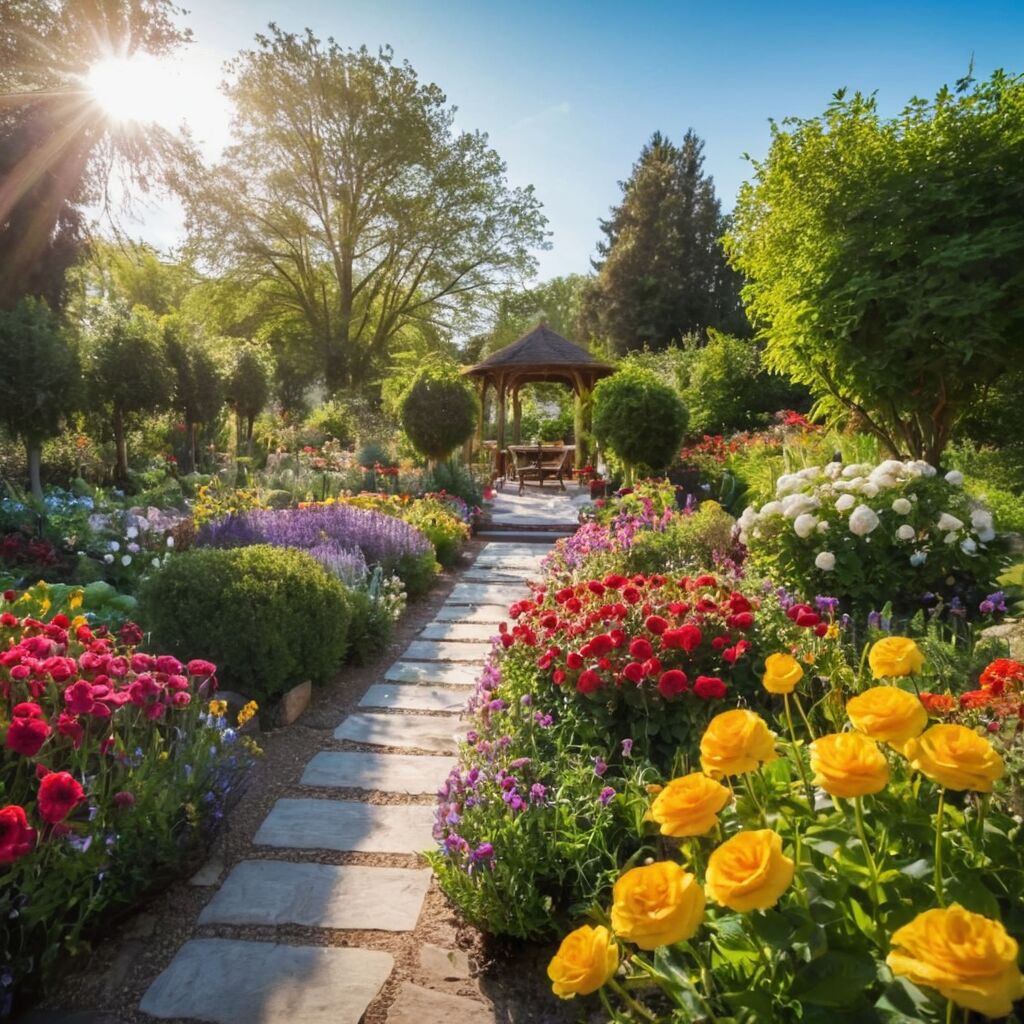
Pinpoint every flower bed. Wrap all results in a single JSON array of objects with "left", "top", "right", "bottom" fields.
[{"left": 0, "top": 587, "right": 256, "bottom": 1012}]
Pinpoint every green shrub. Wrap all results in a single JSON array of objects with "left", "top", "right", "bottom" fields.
[
  {"left": 623, "top": 501, "right": 737, "bottom": 575},
  {"left": 420, "top": 460, "right": 484, "bottom": 509},
  {"left": 140, "top": 545, "right": 352, "bottom": 703},
  {"left": 264, "top": 488, "right": 294, "bottom": 509},
  {"left": 400, "top": 361, "right": 477, "bottom": 461},
  {"left": 593, "top": 367, "right": 688, "bottom": 481},
  {"left": 305, "top": 399, "right": 355, "bottom": 445}
]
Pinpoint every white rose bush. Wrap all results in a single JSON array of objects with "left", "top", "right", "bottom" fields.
[{"left": 737, "top": 459, "right": 1005, "bottom": 613}]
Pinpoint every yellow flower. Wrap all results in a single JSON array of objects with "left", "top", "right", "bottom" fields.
[
  {"left": 809, "top": 732, "right": 889, "bottom": 798},
  {"left": 69, "top": 590, "right": 83, "bottom": 610},
  {"left": 846, "top": 685, "right": 927, "bottom": 748},
  {"left": 237, "top": 700, "right": 259, "bottom": 727},
  {"left": 158, "top": 751, "right": 169, "bottom": 761},
  {"left": 547, "top": 924, "right": 618, "bottom": 998},
  {"left": 903, "top": 724, "right": 1004, "bottom": 792},
  {"left": 649, "top": 773, "right": 731, "bottom": 838},
  {"left": 610, "top": 861, "right": 705, "bottom": 949},
  {"left": 705, "top": 829, "right": 795, "bottom": 912},
  {"left": 868, "top": 636, "right": 925, "bottom": 678},
  {"left": 761, "top": 653, "right": 804, "bottom": 695},
  {"left": 70, "top": 615, "right": 88, "bottom": 630},
  {"left": 887, "top": 904, "right": 1024, "bottom": 1018},
  {"left": 699, "top": 709, "right": 777, "bottom": 778},
  {"left": 208, "top": 700, "right": 228, "bottom": 718}
]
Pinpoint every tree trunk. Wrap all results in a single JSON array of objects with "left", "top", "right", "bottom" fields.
[
  {"left": 26, "top": 439, "right": 43, "bottom": 502},
  {"left": 246, "top": 414, "right": 255, "bottom": 457},
  {"left": 114, "top": 408, "right": 129, "bottom": 484},
  {"left": 189, "top": 421, "right": 198, "bottom": 474}
]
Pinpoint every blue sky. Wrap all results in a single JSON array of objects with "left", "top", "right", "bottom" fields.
[{"left": 145, "top": 1, "right": 1024, "bottom": 280}]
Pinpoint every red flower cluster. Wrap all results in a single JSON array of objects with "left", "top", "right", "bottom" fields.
[
  {"left": 501, "top": 573, "right": 758, "bottom": 703},
  {"left": 783, "top": 602, "right": 832, "bottom": 637},
  {"left": 921, "top": 659, "right": 1024, "bottom": 726}
]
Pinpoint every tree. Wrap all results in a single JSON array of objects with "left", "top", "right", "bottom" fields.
[
  {"left": 82, "top": 303, "right": 172, "bottom": 482},
  {"left": 0, "top": 1, "right": 191, "bottom": 311},
  {"left": 183, "top": 27, "right": 548, "bottom": 390},
  {"left": 162, "top": 319, "right": 223, "bottom": 472},
  {"left": 593, "top": 367, "right": 688, "bottom": 484},
  {"left": 226, "top": 347, "right": 272, "bottom": 455},
  {"left": 400, "top": 360, "right": 477, "bottom": 462},
  {"left": 726, "top": 71, "right": 1024, "bottom": 465},
  {"left": 0, "top": 299, "right": 79, "bottom": 499},
  {"left": 580, "top": 130, "right": 746, "bottom": 355}
]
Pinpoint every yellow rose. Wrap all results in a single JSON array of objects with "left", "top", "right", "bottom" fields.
[
  {"left": 903, "top": 724, "right": 1005, "bottom": 792},
  {"left": 547, "top": 923, "right": 619, "bottom": 998},
  {"left": 610, "top": 861, "right": 705, "bottom": 949},
  {"left": 809, "top": 731, "right": 889, "bottom": 798},
  {"left": 699, "top": 709, "right": 777, "bottom": 778},
  {"left": 846, "top": 685, "right": 928, "bottom": 748},
  {"left": 887, "top": 904, "right": 1024, "bottom": 1018},
  {"left": 868, "top": 636, "right": 925, "bottom": 678},
  {"left": 761, "top": 652, "right": 804, "bottom": 695},
  {"left": 705, "top": 829, "right": 794, "bottom": 912},
  {"left": 649, "top": 773, "right": 731, "bottom": 838}
]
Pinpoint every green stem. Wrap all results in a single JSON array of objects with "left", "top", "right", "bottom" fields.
[
  {"left": 974, "top": 793, "right": 990, "bottom": 864},
  {"left": 946, "top": 998, "right": 955, "bottom": 1024},
  {"left": 853, "top": 796, "right": 883, "bottom": 937},
  {"left": 687, "top": 943, "right": 721, "bottom": 1024},
  {"left": 742, "top": 771, "right": 767, "bottom": 827},
  {"left": 607, "top": 976, "right": 658, "bottom": 1022},
  {"left": 935, "top": 788, "right": 947, "bottom": 906},
  {"left": 792, "top": 691, "right": 817, "bottom": 740},
  {"left": 784, "top": 692, "right": 815, "bottom": 808}
]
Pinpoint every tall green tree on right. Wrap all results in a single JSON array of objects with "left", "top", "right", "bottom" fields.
[
  {"left": 727, "top": 71, "right": 1024, "bottom": 465},
  {"left": 580, "top": 130, "right": 746, "bottom": 354}
]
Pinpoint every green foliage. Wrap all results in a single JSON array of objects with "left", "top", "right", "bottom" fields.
[
  {"left": 593, "top": 366, "right": 688, "bottom": 479},
  {"left": 419, "top": 460, "right": 485, "bottom": 508},
  {"left": 727, "top": 71, "right": 1024, "bottom": 464},
  {"left": 140, "top": 545, "right": 352, "bottom": 703},
  {"left": 304, "top": 399, "right": 354, "bottom": 445},
  {"left": 400, "top": 361, "right": 477, "bottom": 461},
  {"left": 623, "top": 502, "right": 737, "bottom": 575},
  {"left": 579, "top": 130, "right": 746, "bottom": 355},
  {"left": 225, "top": 345, "right": 272, "bottom": 450}
]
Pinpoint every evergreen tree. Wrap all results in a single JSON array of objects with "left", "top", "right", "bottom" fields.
[{"left": 580, "top": 130, "right": 746, "bottom": 354}]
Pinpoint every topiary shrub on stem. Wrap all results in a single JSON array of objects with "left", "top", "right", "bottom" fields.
[
  {"left": 593, "top": 366, "right": 688, "bottom": 484},
  {"left": 400, "top": 360, "right": 477, "bottom": 463},
  {"left": 139, "top": 545, "right": 352, "bottom": 704}
]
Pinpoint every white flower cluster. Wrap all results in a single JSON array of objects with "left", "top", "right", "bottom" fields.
[{"left": 737, "top": 458, "right": 995, "bottom": 572}]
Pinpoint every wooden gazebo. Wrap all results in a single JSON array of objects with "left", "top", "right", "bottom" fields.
[{"left": 462, "top": 323, "right": 614, "bottom": 476}]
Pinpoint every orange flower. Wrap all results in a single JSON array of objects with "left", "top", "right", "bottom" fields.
[
  {"left": 920, "top": 692, "right": 956, "bottom": 714},
  {"left": 959, "top": 690, "right": 993, "bottom": 710},
  {"left": 979, "top": 659, "right": 1024, "bottom": 696}
]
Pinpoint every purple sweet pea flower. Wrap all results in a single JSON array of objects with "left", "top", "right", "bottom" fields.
[
  {"left": 621, "top": 738, "right": 633, "bottom": 758},
  {"left": 593, "top": 756, "right": 608, "bottom": 778},
  {"left": 599, "top": 787, "right": 616, "bottom": 806}
]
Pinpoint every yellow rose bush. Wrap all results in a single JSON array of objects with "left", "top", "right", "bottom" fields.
[
  {"left": 869, "top": 635, "right": 926, "bottom": 678},
  {"left": 551, "top": 644, "right": 1024, "bottom": 1021},
  {"left": 547, "top": 923, "right": 619, "bottom": 998}
]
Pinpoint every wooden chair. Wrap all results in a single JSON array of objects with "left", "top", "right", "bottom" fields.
[{"left": 538, "top": 446, "right": 571, "bottom": 491}]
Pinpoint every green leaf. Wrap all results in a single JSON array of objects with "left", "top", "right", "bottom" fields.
[{"left": 792, "top": 951, "right": 878, "bottom": 1007}]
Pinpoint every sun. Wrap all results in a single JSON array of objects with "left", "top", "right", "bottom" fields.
[{"left": 85, "top": 53, "right": 174, "bottom": 125}]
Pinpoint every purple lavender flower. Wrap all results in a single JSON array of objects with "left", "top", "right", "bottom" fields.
[
  {"left": 982, "top": 591, "right": 1007, "bottom": 614},
  {"left": 599, "top": 787, "right": 616, "bottom": 806},
  {"left": 814, "top": 595, "right": 840, "bottom": 615},
  {"left": 593, "top": 756, "right": 607, "bottom": 778}
]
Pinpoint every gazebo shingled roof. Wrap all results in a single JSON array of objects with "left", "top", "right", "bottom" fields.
[{"left": 462, "top": 323, "right": 614, "bottom": 471}]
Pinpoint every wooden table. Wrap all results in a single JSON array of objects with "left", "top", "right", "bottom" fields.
[{"left": 507, "top": 445, "right": 575, "bottom": 493}]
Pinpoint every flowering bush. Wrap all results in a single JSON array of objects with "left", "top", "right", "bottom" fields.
[
  {"left": 739, "top": 459, "right": 1006, "bottom": 615},
  {"left": 197, "top": 502, "right": 437, "bottom": 599},
  {"left": 548, "top": 638, "right": 1024, "bottom": 1022},
  {"left": 0, "top": 587, "right": 256, "bottom": 1009}
]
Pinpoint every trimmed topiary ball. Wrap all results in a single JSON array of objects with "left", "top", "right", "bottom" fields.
[{"left": 400, "top": 362, "right": 477, "bottom": 461}]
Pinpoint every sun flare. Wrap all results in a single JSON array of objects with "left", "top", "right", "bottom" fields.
[{"left": 85, "top": 53, "right": 179, "bottom": 126}]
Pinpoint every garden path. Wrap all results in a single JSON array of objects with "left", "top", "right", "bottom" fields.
[{"left": 138, "top": 541, "right": 553, "bottom": 1024}]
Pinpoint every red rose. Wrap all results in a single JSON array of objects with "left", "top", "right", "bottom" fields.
[
  {"left": 622, "top": 662, "right": 645, "bottom": 685},
  {"left": 555, "top": 587, "right": 574, "bottom": 604},
  {"left": 566, "top": 651, "right": 584, "bottom": 670},
  {"left": 586, "top": 581, "right": 606, "bottom": 597},
  {"left": 37, "top": 771, "right": 85, "bottom": 824},
  {"left": 694, "top": 676, "right": 727, "bottom": 699},
  {"left": 645, "top": 615, "right": 669, "bottom": 636},
  {"left": 814, "top": 623, "right": 828, "bottom": 637},
  {"left": 577, "top": 670, "right": 603, "bottom": 694},
  {"left": 12, "top": 702, "right": 43, "bottom": 719},
  {"left": 171, "top": 692, "right": 191, "bottom": 708},
  {"left": 621, "top": 586, "right": 641, "bottom": 605},
  {"left": 728, "top": 593, "right": 752, "bottom": 613},
  {"left": 658, "top": 669, "right": 689, "bottom": 698},
  {"left": 57, "top": 713, "right": 85, "bottom": 749},
  {"left": 603, "top": 574, "right": 627, "bottom": 590},
  {"left": 5, "top": 716, "right": 50, "bottom": 757},
  {"left": 643, "top": 657, "right": 662, "bottom": 677},
  {"left": 155, "top": 655, "right": 183, "bottom": 675},
  {"left": 662, "top": 624, "right": 703, "bottom": 653},
  {"left": 552, "top": 670, "right": 566, "bottom": 685},
  {"left": 629, "top": 637, "right": 653, "bottom": 661},
  {"left": 731, "top": 612, "right": 755, "bottom": 630},
  {"left": 590, "top": 634, "right": 614, "bottom": 657},
  {"left": 0, "top": 805, "right": 36, "bottom": 864},
  {"left": 795, "top": 611, "right": 821, "bottom": 628},
  {"left": 694, "top": 575, "right": 717, "bottom": 588}
]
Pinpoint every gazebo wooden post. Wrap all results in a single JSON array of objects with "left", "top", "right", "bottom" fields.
[
  {"left": 511, "top": 382, "right": 522, "bottom": 444},
  {"left": 495, "top": 374, "right": 507, "bottom": 479}
]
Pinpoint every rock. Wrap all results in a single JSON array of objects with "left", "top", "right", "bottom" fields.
[
  {"left": 277, "top": 680, "right": 311, "bottom": 725},
  {"left": 386, "top": 983, "right": 489, "bottom": 1024},
  {"left": 419, "top": 944, "right": 472, "bottom": 982},
  {"left": 980, "top": 621, "right": 1024, "bottom": 659},
  {"left": 189, "top": 855, "right": 225, "bottom": 886}
]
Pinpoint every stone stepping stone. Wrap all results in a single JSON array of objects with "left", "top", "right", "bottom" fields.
[
  {"left": 199, "top": 861, "right": 431, "bottom": 931},
  {"left": 480, "top": 542, "right": 553, "bottom": 553},
  {"left": 140, "top": 938, "right": 393, "bottom": 1023},
  {"left": 462, "top": 570, "right": 534, "bottom": 584},
  {"left": 448, "top": 582, "right": 526, "bottom": 605},
  {"left": 433, "top": 605, "right": 510, "bottom": 625},
  {"left": 386, "top": 982, "right": 489, "bottom": 1024},
  {"left": 334, "top": 712, "right": 462, "bottom": 754},
  {"left": 360, "top": 683, "right": 466, "bottom": 713},
  {"left": 420, "top": 621, "right": 499, "bottom": 641},
  {"left": 255, "top": 798, "right": 435, "bottom": 854},
  {"left": 385, "top": 661, "right": 480, "bottom": 686},
  {"left": 301, "top": 751, "right": 453, "bottom": 794},
  {"left": 401, "top": 639, "right": 491, "bottom": 663}
]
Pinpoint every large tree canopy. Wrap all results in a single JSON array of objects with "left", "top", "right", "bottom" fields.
[
  {"left": 580, "top": 130, "right": 745, "bottom": 355},
  {"left": 183, "top": 27, "right": 548, "bottom": 390},
  {"left": 726, "top": 71, "right": 1024, "bottom": 465}
]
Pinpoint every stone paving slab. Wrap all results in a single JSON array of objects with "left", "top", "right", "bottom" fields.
[
  {"left": 386, "top": 982, "right": 489, "bottom": 1024},
  {"left": 199, "top": 861, "right": 432, "bottom": 931},
  {"left": 255, "top": 798, "right": 435, "bottom": 854},
  {"left": 433, "top": 605, "right": 510, "bottom": 625},
  {"left": 401, "top": 639, "right": 492, "bottom": 662},
  {"left": 301, "top": 750, "right": 453, "bottom": 794},
  {"left": 420, "top": 621, "right": 500, "bottom": 641},
  {"left": 385, "top": 661, "right": 480, "bottom": 685},
  {"left": 360, "top": 683, "right": 467, "bottom": 713},
  {"left": 448, "top": 582, "right": 528, "bottom": 605},
  {"left": 140, "top": 938, "right": 393, "bottom": 1023},
  {"left": 462, "top": 570, "right": 535, "bottom": 584},
  {"left": 334, "top": 712, "right": 463, "bottom": 753}
]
